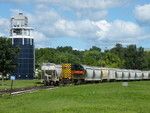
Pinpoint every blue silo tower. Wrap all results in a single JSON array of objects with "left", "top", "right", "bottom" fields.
[{"left": 10, "top": 13, "right": 35, "bottom": 79}]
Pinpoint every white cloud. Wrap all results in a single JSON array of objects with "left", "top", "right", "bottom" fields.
[
  {"left": 105, "top": 20, "right": 145, "bottom": 41},
  {"left": 36, "top": 0, "right": 128, "bottom": 9},
  {"left": 76, "top": 10, "right": 108, "bottom": 20},
  {"left": 1, "top": 0, "right": 150, "bottom": 49},
  {"left": 54, "top": 19, "right": 99, "bottom": 39},
  {"left": 134, "top": 4, "right": 150, "bottom": 25},
  {"left": 4, "top": 0, "right": 130, "bottom": 20},
  {"left": 50, "top": 19, "right": 150, "bottom": 48},
  {"left": 54, "top": 19, "right": 77, "bottom": 37},
  {"left": 0, "top": 17, "right": 9, "bottom": 31},
  {"left": 32, "top": 31, "right": 49, "bottom": 43},
  {"left": 2, "top": 0, "right": 126, "bottom": 9},
  {"left": 36, "top": 0, "right": 129, "bottom": 20},
  {"left": 89, "top": 20, "right": 150, "bottom": 48},
  {"left": 9, "top": 5, "right": 150, "bottom": 49},
  {"left": 32, "top": 31, "right": 50, "bottom": 48},
  {"left": 0, "top": 17, "right": 9, "bottom": 37}
]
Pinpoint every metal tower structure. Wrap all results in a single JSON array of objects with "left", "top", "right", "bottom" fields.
[{"left": 10, "top": 13, "right": 35, "bottom": 79}]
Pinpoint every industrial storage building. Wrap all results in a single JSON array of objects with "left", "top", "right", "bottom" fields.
[{"left": 10, "top": 13, "right": 35, "bottom": 79}]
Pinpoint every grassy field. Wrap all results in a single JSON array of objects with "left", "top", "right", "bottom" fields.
[
  {"left": 0, "top": 79, "right": 42, "bottom": 90},
  {"left": 0, "top": 81, "right": 150, "bottom": 113}
]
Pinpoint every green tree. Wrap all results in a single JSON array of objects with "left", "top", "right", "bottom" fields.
[
  {"left": 57, "top": 46, "right": 73, "bottom": 53},
  {"left": 110, "top": 43, "right": 125, "bottom": 68},
  {"left": 83, "top": 50, "right": 102, "bottom": 66},
  {"left": 35, "top": 46, "right": 84, "bottom": 65},
  {"left": 124, "top": 45, "right": 148, "bottom": 70},
  {"left": 110, "top": 44, "right": 125, "bottom": 59},
  {"left": 0, "top": 37, "right": 19, "bottom": 86},
  {"left": 136, "top": 47, "right": 148, "bottom": 70},
  {"left": 55, "top": 52, "right": 78, "bottom": 64},
  {"left": 103, "top": 52, "right": 123, "bottom": 68},
  {"left": 35, "top": 48, "right": 57, "bottom": 68},
  {"left": 124, "top": 45, "right": 136, "bottom": 69},
  {"left": 89, "top": 46, "right": 101, "bottom": 52},
  {"left": 144, "top": 51, "right": 150, "bottom": 70}
]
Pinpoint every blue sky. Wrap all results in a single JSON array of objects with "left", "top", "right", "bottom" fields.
[{"left": 0, "top": 0, "right": 150, "bottom": 50}]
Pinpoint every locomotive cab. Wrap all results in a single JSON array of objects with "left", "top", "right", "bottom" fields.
[{"left": 71, "top": 64, "right": 85, "bottom": 84}]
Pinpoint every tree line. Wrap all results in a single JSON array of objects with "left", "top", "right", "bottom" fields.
[{"left": 35, "top": 44, "right": 150, "bottom": 70}]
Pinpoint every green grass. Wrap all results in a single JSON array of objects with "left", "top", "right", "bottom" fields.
[
  {"left": 0, "top": 81, "right": 150, "bottom": 113},
  {"left": 0, "top": 79, "right": 42, "bottom": 90}
]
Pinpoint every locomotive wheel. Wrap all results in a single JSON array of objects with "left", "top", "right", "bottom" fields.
[
  {"left": 50, "top": 81, "right": 54, "bottom": 86},
  {"left": 77, "top": 79, "right": 81, "bottom": 85}
]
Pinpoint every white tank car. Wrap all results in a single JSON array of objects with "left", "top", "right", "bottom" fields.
[
  {"left": 129, "top": 70, "right": 136, "bottom": 80},
  {"left": 83, "top": 65, "right": 94, "bottom": 81},
  {"left": 93, "top": 66, "right": 102, "bottom": 81},
  {"left": 101, "top": 68, "right": 109, "bottom": 81},
  {"left": 142, "top": 71, "right": 149, "bottom": 80},
  {"left": 41, "top": 63, "right": 61, "bottom": 85},
  {"left": 108, "top": 68, "right": 116, "bottom": 81},
  {"left": 135, "top": 70, "right": 142, "bottom": 80},
  {"left": 55, "top": 64, "right": 62, "bottom": 79},
  {"left": 122, "top": 69, "right": 129, "bottom": 81},
  {"left": 115, "top": 69, "right": 123, "bottom": 81}
]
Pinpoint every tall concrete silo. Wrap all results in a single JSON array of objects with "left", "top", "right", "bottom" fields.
[{"left": 10, "top": 13, "right": 35, "bottom": 79}]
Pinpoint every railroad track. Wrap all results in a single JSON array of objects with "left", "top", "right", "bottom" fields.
[{"left": 0, "top": 86, "right": 58, "bottom": 95}]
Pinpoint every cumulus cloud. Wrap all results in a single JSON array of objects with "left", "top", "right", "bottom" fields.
[
  {"left": 90, "top": 20, "right": 150, "bottom": 48},
  {"left": 36, "top": 0, "right": 130, "bottom": 20},
  {"left": 42, "top": 18, "right": 150, "bottom": 48},
  {"left": 0, "top": 17, "right": 9, "bottom": 31},
  {"left": 1, "top": 0, "right": 128, "bottom": 8},
  {"left": 3, "top": 0, "right": 130, "bottom": 20},
  {"left": 32, "top": 31, "right": 50, "bottom": 48},
  {"left": 0, "top": 17, "right": 9, "bottom": 37},
  {"left": 76, "top": 10, "right": 108, "bottom": 20},
  {"left": 1, "top": 0, "right": 150, "bottom": 49},
  {"left": 99, "top": 20, "right": 145, "bottom": 41},
  {"left": 36, "top": 0, "right": 128, "bottom": 9},
  {"left": 8, "top": 3, "right": 150, "bottom": 49},
  {"left": 134, "top": 4, "right": 150, "bottom": 25}
]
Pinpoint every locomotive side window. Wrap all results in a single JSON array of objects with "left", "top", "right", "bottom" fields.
[{"left": 71, "top": 64, "right": 84, "bottom": 71}]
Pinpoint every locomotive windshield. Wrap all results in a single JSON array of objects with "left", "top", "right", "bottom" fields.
[{"left": 71, "top": 64, "right": 84, "bottom": 71}]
